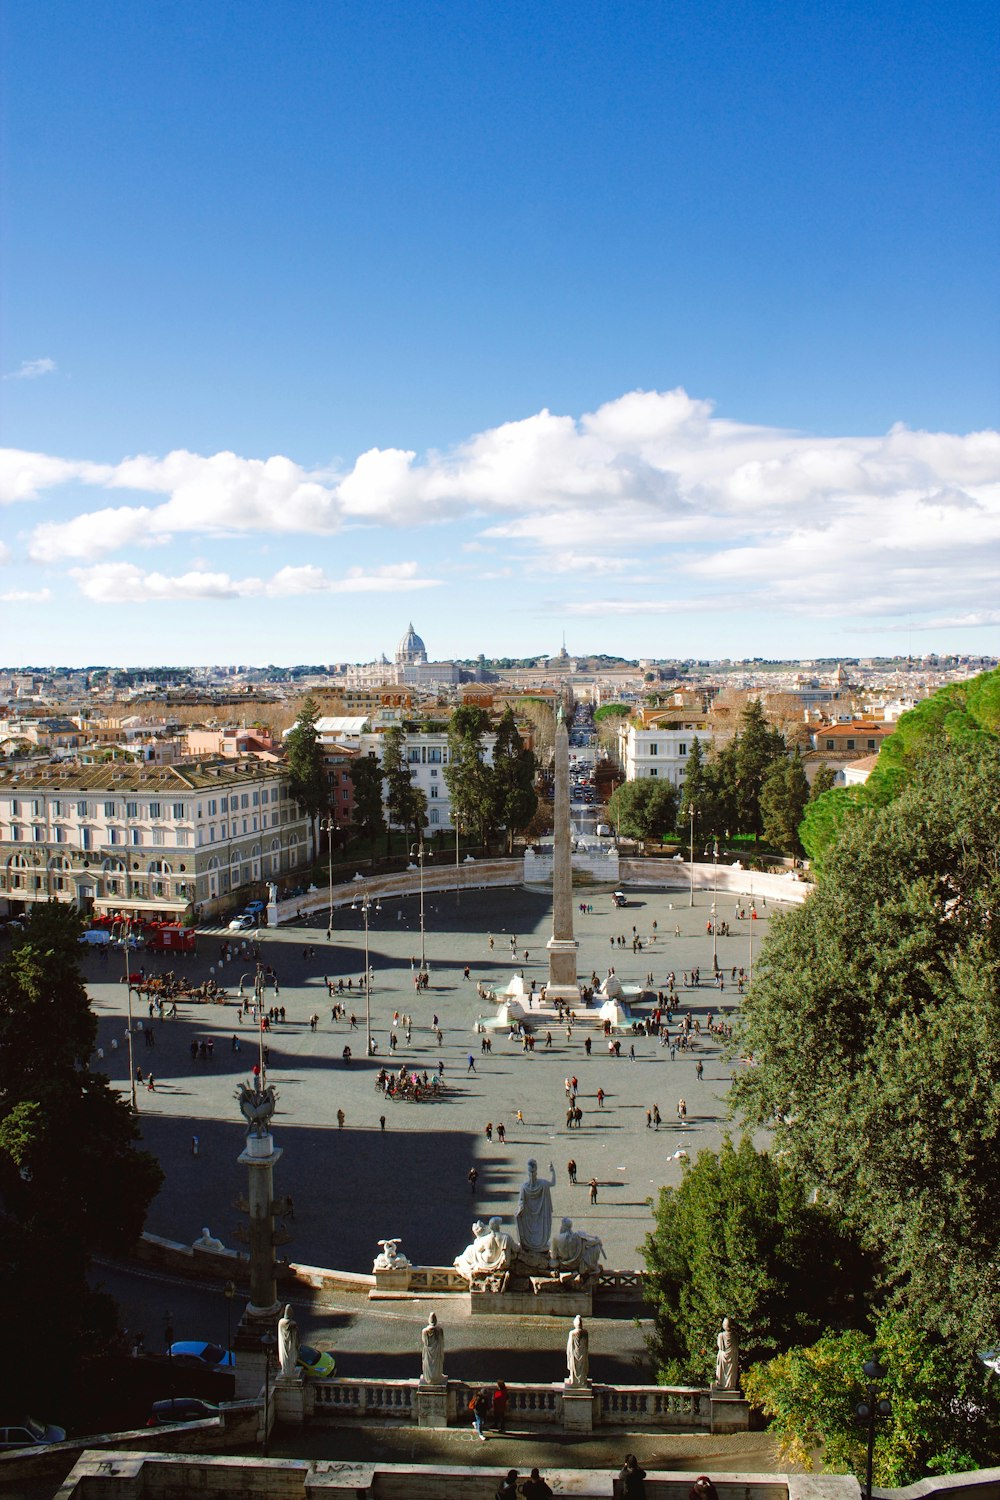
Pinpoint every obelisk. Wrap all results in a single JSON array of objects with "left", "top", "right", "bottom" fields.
[{"left": 546, "top": 704, "right": 580, "bottom": 1003}]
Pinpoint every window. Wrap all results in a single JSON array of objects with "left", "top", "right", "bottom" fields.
[
  {"left": 429, "top": 807, "right": 440, "bottom": 824},
  {"left": 252, "top": 816, "right": 258, "bottom": 832},
  {"left": 241, "top": 793, "right": 249, "bottom": 809},
  {"left": 208, "top": 799, "right": 217, "bottom": 816},
  {"left": 10, "top": 799, "right": 19, "bottom": 816},
  {"left": 149, "top": 802, "right": 161, "bottom": 819},
  {"left": 77, "top": 800, "right": 89, "bottom": 817},
  {"left": 11, "top": 826, "right": 21, "bottom": 841},
  {"left": 55, "top": 826, "right": 67, "bottom": 844},
  {"left": 176, "top": 830, "right": 190, "bottom": 847},
  {"left": 171, "top": 802, "right": 184, "bottom": 819},
  {"left": 32, "top": 826, "right": 44, "bottom": 841},
  {"left": 679, "top": 743, "right": 687, "bottom": 756},
  {"left": 33, "top": 799, "right": 43, "bottom": 815},
  {"left": 252, "top": 791, "right": 259, "bottom": 806},
  {"left": 427, "top": 748, "right": 442, "bottom": 763},
  {"left": 826, "top": 739, "right": 835, "bottom": 750},
  {"left": 221, "top": 796, "right": 229, "bottom": 812},
  {"left": 220, "top": 821, "right": 227, "bottom": 838},
  {"left": 342, "top": 789, "right": 349, "bottom": 801},
  {"left": 130, "top": 828, "right": 142, "bottom": 846},
  {"left": 109, "top": 827, "right": 121, "bottom": 845},
  {"left": 242, "top": 818, "right": 248, "bottom": 834},
  {"left": 408, "top": 748, "right": 421, "bottom": 763},
  {"left": 81, "top": 827, "right": 92, "bottom": 850},
  {"left": 649, "top": 767, "right": 658, "bottom": 777},
  {"left": 52, "top": 800, "right": 62, "bottom": 817},
  {"left": 430, "top": 768, "right": 438, "bottom": 777},
  {"left": 847, "top": 739, "right": 855, "bottom": 750},
  {"left": 104, "top": 801, "right": 116, "bottom": 817},
  {"left": 867, "top": 739, "right": 876, "bottom": 749},
  {"left": 649, "top": 744, "right": 658, "bottom": 756},
  {"left": 210, "top": 826, "right": 217, "bottom": 842},
  {"left": 153, "top": 830, "right": 165, "bottom": 846},
  {"left": 429, "top": 785, "right": 439, "bottom": 798},
  {"left": 126, "top": 801, "right": 138, "bottom": 819}
]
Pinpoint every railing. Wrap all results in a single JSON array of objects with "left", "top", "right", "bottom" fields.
[
  {"left": 312, "top": 1378, "right": 416, "bottom": 1419},
  {"left": 599, "top": 1385, "right": 709, "bottom": 1428},
  {"left": 406, "top": 1267, "right": 469, "bottom": 1293},
  {"left": 311, "top": 1377, "right": 712, "bottom": 1429},
  {"left": 596, "top": 1270, "right": 646, "bottom": 1294}
]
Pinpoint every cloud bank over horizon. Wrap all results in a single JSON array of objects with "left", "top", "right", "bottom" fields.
[{"left": 2, "top": 387, "right": 998, "bottom": 650}]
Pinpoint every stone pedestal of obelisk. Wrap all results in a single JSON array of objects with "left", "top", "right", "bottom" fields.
[{"left": 546, "top": 705, "right": 581, "bottom": 1004}]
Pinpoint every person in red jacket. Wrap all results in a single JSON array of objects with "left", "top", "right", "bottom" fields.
[{"left": 492, "top": 1379, "right": 509, "bottom": 1432}]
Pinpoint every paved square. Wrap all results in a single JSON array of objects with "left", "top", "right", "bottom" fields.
[{"left": 84, "top": 881, "right": 780, "bottom": 1277}]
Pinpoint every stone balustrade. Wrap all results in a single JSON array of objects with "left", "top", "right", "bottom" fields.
[{"left": 312, "top": 1378, "right": 416, "bottom": 1420}]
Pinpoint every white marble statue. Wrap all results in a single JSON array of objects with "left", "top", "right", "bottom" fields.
[
  {"left": 516, "top": 1158, "right": 557, "bottom": 1254},
  {"left": 192, "top": 1226, "right": 224, "bottom": 1252},
  {"left": 420, "top": 1312, "right": 445, "bottom": 1385},
  {"left": 715, "top": 1317, "right": 739, "bottom": 1390},
  {"left": 373, "top": 1238, "right": 411, "bottom": 1271},
  {"left": 454, "top": 1217, "right": 514, "bottom": 1280},
  {"left": 552, "top": 1216, "right": 606, "bottom": 1276},
  {"left": 277, "top": 1304, "right": 300, "bottom": 1379},
  {"left": 566, "top": 1314, "right": 589, "bottom": 1386}
]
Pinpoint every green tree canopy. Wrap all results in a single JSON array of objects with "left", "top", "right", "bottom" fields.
[
  {"left": 800, "top": 667, "right": 1000, "bottom": 871},
  {"left": 284, "top": 696, "right": 327, "bottom": 853},
  {"left": 607, "top": 778, "right": 679, "bottom": 840},
  {"left": 744, "top": 1313, "right": 1000, "bottom": 1485},
  {"left": 641, "top": 1136, "right": 867, "bottom": 1383},
  {"left": 348, "top": 753, "right": 386, "bottom": 858},
  {"left": 0, "top": 904, "right": 163, "bottom": 1413},
  {"left": 381, "top": 727, "right": 426, "bottom": 843},
  {"left": 731, "top": 741, "right": 1000, "bottom": 1356},
  {"left": 759, "top": 749, "right": 810, "bottom": 856},
  {"left": 732, "top": 698, "right": 788, "bottom": 839},
  {"left": 444, "top": 706, "right": 501, "bottom": 847},
  {"left": 593, "top": 702, "right": 631, "bottom": 722},
  {"left": 491, "top": 707, "right": 538, "bottom": 853}
]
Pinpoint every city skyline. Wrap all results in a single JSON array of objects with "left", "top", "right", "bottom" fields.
[{"left": 2, "top": 2, "right": 997, "bottom": 666}]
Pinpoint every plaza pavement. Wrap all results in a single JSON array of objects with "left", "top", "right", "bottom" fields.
[{"left": 84, "top": 880, "right": 778, "bottom": 1285}]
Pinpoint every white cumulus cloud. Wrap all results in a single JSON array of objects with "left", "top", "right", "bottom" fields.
[
  {"left": 4, "top": 357, "right": 56, "bottom": 381},
  {"left": 69, "top": 561, "right": 439, "bottom": 604}
]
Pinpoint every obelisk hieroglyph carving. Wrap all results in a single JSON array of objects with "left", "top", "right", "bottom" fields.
[{"left": 546, "top": 703, "right": 580, "bottom": 1002}]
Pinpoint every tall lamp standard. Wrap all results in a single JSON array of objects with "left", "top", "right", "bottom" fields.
[
  {"left": 855, "top": 1359, "right": 891, "bottom": 1500},
  {"left": 454, "top": 816, "right": 461, "bottom": 907},
  {"left": 111, "top": 916, "right": 138, "bottom": 1112},
  {"left": 260, "top": 1328, "right": 277, "bottom": 1456},
  {"left": 351, "top": 886, "right": 380, "bottom": 1055},
  {"left": 409, "top": 840, "right": 426, "bottom": 975},
  {"left": 704, "top": 840, "right": 720, "bottom": 969},
  {"left": 319, "top": 813, "right": 336, "bottom": 940},
  {"left": 688, "top": 805, "right": 696, "bottom": 908},
  {"left": 224, "top": 1279, "right": 235, "bottom": 1359}
]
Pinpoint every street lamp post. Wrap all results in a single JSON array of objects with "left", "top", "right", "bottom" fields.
[
  {"left": 688, "top": 805, "right": 696, "bottom": 908},
  {"left": 855, "top": 1359, "right": 891, "bottom": 1500},
  {"left": 319, "top": 813, "right": 336, "bottom": 940},
  {"left": 704, "top": 840, "right": 719, "bottom": 969},
  {"left": 224, "top": 1279, "right": 235, "bottom": 1358},
  {"left": 410, "top": 840, "right": 426, "bottom": 974},
  {"left": 112, "top": 916, "right": 138, "bottom": 1112},
  {"left": 164, "top": 1311, "right": 175, "bottom": 1418},
  {"left": 261, "top": 1328, "right": 277, "bottom": 1456},
  {"left": 351, "top": 886, "right": 380, "bottom": 1055},
  {"left": 454, "top": 817, "right": 461, "bottom": 906}
]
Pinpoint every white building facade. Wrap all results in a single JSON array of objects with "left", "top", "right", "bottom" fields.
[
  {"left": 620, "top": 722, "right": 715, "bottom": 788},
  {"left": 357, "top": 729, "right": 497, "bottom": 832},
  {"left": 0, "top": 761, "right": 310, "bottom": 921}
]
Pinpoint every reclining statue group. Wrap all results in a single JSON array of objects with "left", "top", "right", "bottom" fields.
[{"left": 453, "top": 1158, "right": 605, "bottom": 1290}]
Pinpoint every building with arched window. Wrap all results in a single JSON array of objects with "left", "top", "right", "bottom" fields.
[{"left": 0, "top": 761, "right": 310, "bottom": 922}]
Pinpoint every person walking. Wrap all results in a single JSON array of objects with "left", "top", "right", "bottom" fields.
[
  {"left": 696, "top": 1059, "right": 704, "bottom": 1081},
  {"left": 497, "top": 1122, "right": 506, "bottom": 1144},
  {"left": 471, "top": 1387, "right": 489, "bottom": 1441},
  {"left": 567, "top": 1158, "right": 577, "bottom": 1184},
  {"left": 337, "top": 1109, "right": 345, "bottom": 1129},
  {"left": 596, "top": 1087, "right": 605, "bottom": 1108},
  {"left": 492, "top": 1380, "right": 509, "bottom": 1433},
  {"left": 468, "top": 1053, "right": 477, "bottom": 1073},
  {"left": 380, "top": 1114, "right": 386, "bottom": 1132},
  {"left": 468, "top": 1166, "right": 479, "bottom": 1195},
  {"left": 589, "top": 1177, "right": 598, "bottom": 1204}
]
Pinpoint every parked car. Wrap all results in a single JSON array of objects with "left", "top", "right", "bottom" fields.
[
  {"left": 167, "top": 1341, "right": 235, "bottom": 1370},
  {"left": 0, "top": 1417, "right": 66, "bottom": 1450},
  {"left": 296, "top": 1345, "right": 336, "bottom": 1378},
  {"left": 228, "top": 914, "right": 255, "bottom": 931},
  {"left": 147, "top": 1397, "right": 219, "bottom": 1426},
  {"left": 244, "top": 900, "right": 266, "bottom": 916}
]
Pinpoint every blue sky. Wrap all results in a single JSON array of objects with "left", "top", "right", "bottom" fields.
[{"left": 2, "top": 0, "right": 998, "bottom": 666}]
